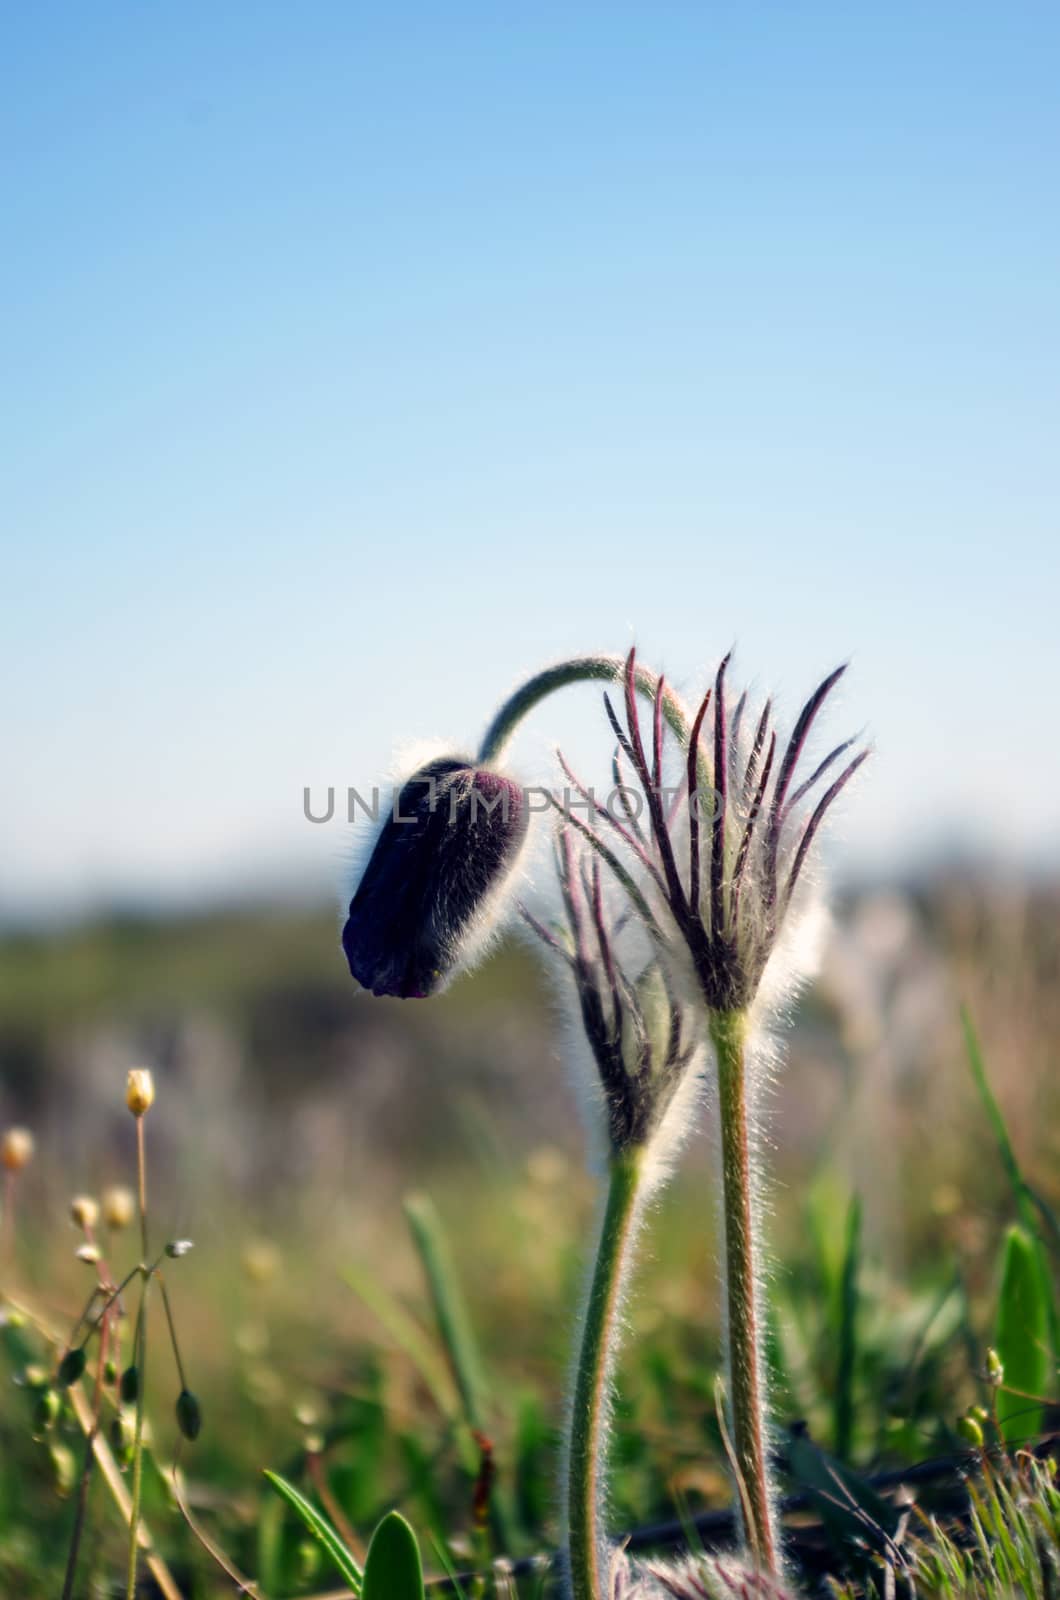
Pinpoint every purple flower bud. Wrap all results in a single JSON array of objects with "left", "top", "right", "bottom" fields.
[{"left": 342, "top": 758, "right": 528, "bottom": 998}]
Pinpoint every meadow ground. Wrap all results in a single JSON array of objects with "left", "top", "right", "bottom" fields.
[{"left": 1, "top": 874, "right": 1058, "bottom": 1596}]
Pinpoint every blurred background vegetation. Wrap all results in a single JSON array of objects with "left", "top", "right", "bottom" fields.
[{"left": 2, "top": 873, "right": 1058, "bottom": 1593}]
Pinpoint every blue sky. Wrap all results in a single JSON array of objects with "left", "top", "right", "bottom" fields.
[{"left": 4, "top": 3, "right": 1059, "bottom": 918}]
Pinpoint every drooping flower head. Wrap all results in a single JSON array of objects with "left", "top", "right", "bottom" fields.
[
  {"left": 522, "top": 828, "right": 701, "bottom": 1156},
  {"left": 343, "top": 757, "right": 529, "bottom": 998},
  {"left": 559, "top": 650, "right": 867, "bottom": 1016}
]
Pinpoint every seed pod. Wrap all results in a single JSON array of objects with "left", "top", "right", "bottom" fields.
[
  {"left": 176, "top": 1387, "right": 202, "bottom": 1441},
  {"left": 109, "top": 1412, "right": 135, "bottom": 1465},
  {"left": 343, "top": 758, "right": 528, "bottom": 998},
  {"left": 104, "top": 1359, "right": 118, "bottom": 1386},
  {"left": 1, "top": 1127, "right": 35, "bottom": 1172},
  {"left": 57, "top": 1347, "right": 87, "bottom": 1388},
  {"left": 102, "top": 1185, "right": 136, "bottom": 1230},
  {"left": 120, "top": 1364, "right": 140, "bottom": 1404},
  {"left": 957, "top": 1412, "right": 984, "bottom": 1448},
  {"left": 50, "top": 1442, "right": 77, "bottom": 1495},
  {"left": 126, "top": 1069, "right": 155, "bottom": 1118},
  {"left": 70, "top": 1195, "right": 100, "bottom": 1231},
  {"left": 34, "top": 1389, "right": 60, "bottom": 1431},
  {"left": 985, "top": 1347, "right": 1004, "bottom": 1386}
]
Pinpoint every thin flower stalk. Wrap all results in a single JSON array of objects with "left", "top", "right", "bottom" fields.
[
  {"left": 524, "top": 832, "right": 702, "bottom": 1600},
  {"left": 568, "top": 1148, "right": 649, "bottom": 1600}
]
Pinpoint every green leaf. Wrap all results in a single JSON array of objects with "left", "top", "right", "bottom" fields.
[
  {"left": 255, "top": 1490, "right": 285, "bottom": 1596},
  {"left": 786, "top": 1426, "right": 902, "bottom": 1564},
  {"left": 263, "top": 1469, "right": 363, "bottom": 1594},
  {"left": 344, "top": 1260, "right": 461, "bottom": 1421},
  {"left": 995, "top": 1224, "right": 1049, "bottom": 1444},
  {"left": 403, "top": 1194, "right": 518, "bottom": 1554},
  {"left": 834, "top": 1194, "right": 862, "bottom": 1461},
  {"left": 964, "top": 1004, "right": 1058, "bottom": 1368},
  {"left": 403, "top": 1194, "right": 488, "bottom": 1433},
  {"left": 362, "top": 1510, "right": 425, "bottom": 1600},
  {"left": 963, "top": 1006, "right": 1033, "bottom": 1221}
]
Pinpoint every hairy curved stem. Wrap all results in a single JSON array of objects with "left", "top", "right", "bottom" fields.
[
  {"left": 711, "top": 1009, "right": 779, "bottom": 1573},
  {"left": 567, "top": 1150, "right": 647, "bottom": 1600},
  {"left": 478, "top": 655, "right": 693, "bottom": 765}
]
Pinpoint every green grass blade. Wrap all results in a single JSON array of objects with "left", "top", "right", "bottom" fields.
[
  {"left": 834, "top": 1194, "right": 862, "bottom": 1461},
  {"left": 403, "top": 1193, "right": 518, "bottom": 1556},
  {"left": 995, "top": 1224, "right": 1049, "bottom": 1444},
  {"left": 1025, "top": 1180, "right": 1060, "bottom": 1260},
  {"left": 403, "top": 1193, "right": 489, "bottom": 1432},
  {"left": 362, "top": 1511, "right": 425, "bottom": 1600},
  {"left": 255, "top": 1490, "right": 285, "bottom": 1595},
  {"left": 963, "top": 1005, "right": 1058, "bottom": 1366},
  {"left": 344, "top": 1260, "right": 461, "bottom": 1421},
  {"left": 962, "top": 1006, "right": 1029, "bottom": 1218},
  {"left": 263, "top": 1470, "right": 364, "bottom": 1594}
]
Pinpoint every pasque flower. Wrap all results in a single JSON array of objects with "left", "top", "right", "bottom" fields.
[
  {"left": 340, "top": 644, "right": 864, "bottom": 1593},
  {"left": 342, "top": 757, "right": 529, "bottom": 998}
]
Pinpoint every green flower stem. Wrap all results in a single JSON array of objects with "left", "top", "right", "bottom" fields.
[
  {"left": 478, "top": 655, "right": 694, "bottom": 766},
  {"left": 126, "top": 1272, "right": 150, "bottom": 1600},
  {"left": 127, "top": 1111, "right": 152, "bottom": 1600},
  {"left": 711, "top": 1008, "right": 778, "bottom": 1573},
  {"left": 567, "top": 1149, "right": 647, "bottom": 1600}
]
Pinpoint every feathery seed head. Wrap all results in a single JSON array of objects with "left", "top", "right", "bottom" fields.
[
  {"left": 1, "top": 1126, "right": 34, "bottom": 1172},
  {"left": 524, "top": 828, "right": 698, "bottom": 1153},
  {"left": 342, "top": 756, "right": 529, "bottom": 998},
  {"left": 580, "top": 649, "right": 866, "bottom": 1017},
  {"left": 609, "top": 1548, "right": 798, "bottom": 1599}
]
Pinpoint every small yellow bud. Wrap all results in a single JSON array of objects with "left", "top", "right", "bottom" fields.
[
  {"left": 126, "top": 1069, "right": 155, "bottom": 1118},
  {"left": 101, "top": 1186, "right": 135, "bottom": 1230},
  {"left": 1, "top": 1127, "right": 35, "bottom": 1172},
  {"left": 70, "top": 1195, "right": 99, "bottom": 1231},
  {"left": 986, "top": 1347, "right": 1004, "bottom": 1387}
]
